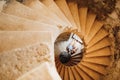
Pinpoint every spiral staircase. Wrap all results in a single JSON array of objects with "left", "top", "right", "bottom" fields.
[{"left": 0, "top": 0, "right": 113, "bottom": 80}]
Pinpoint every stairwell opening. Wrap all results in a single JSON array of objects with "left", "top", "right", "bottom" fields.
[{"left": 54, "top": 32, "right": 85, "bottom": 66}]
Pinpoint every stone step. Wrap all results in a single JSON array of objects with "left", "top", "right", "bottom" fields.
[
  {"left": 75, "top": 65, "right": 92, "bottom": 80},
  {"left": 68, "top": 61, "right": 77, "bottom": 66},
  {"left": 55, "top": 0, "right": 76, "bottom": 28},
  {"left": 71, "top": 66, "right": 82, "bottom": 80},
  {"left": 40, "top": 0, "right": 71, "bottom": 27},
  {"left": 87, "top": 28, "right": 108, "bottom": 48},
  {"left": 79, "top": 7, "right": 88, "bottom": 35},
  {"left": 64, "top": 66, "right": 69, "bottom": 80},
  {"left": 85, "top": 20, "right": 103, "bottom": 44},
  {"left": 57, "top": 63, "right": 63, "bottom": 74},
  {"left": 85, "top": 13, "right": 96, "bottom": 36},
  {"left": 55, "top": 57, "right": 59, "bottom": 67},
  {"left": 56, "top": 61, "right": 61, "bottom": 69},
  {"left": 68, "top": 67, "right": 75, "bottom": 80},
  {"left": 81, "top": 61, "right": 107, "bottom": 75},
  {"left": 59, "top": 65, "right": 65, "bottom": 79},
  {"left": 83, "top": 57, "right": 111, "bottom": 66},
  {"left": 78, "top": 64, "right": 100, "bottom": 80},
  {"left": 86, "top": 37, "right": 111, "bottom": 53},
  {"left": 17, "top": 62, "right": 61, "bottom": 80},
  {"left": 67, "top": 1, "right": 81, "bottom": 31},
  {"left": 85, "top": 47, "right": 111, "bottom": 57},
  {"left": 55, "top": 58, "right": 61, "bottom": 68},
  {"left": 23, "top": 0, "right": 67, "bottom": 27},
  {"left": 2, "top": 0, "right": 59, "bottom": 25},
  {"left": 0, "top": 31, "right": 52, "bottom": 53},
  {"left": 0, "top": 13, "right": 60, "bottom": 40}
]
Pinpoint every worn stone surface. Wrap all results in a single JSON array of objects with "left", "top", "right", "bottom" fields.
[{"left": 0, "top": 43, "right": 51, "bottom": 80}]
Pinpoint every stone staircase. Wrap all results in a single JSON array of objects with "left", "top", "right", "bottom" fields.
[{"left": 0, "top": 0, "right": 113, "bottom": 80}]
